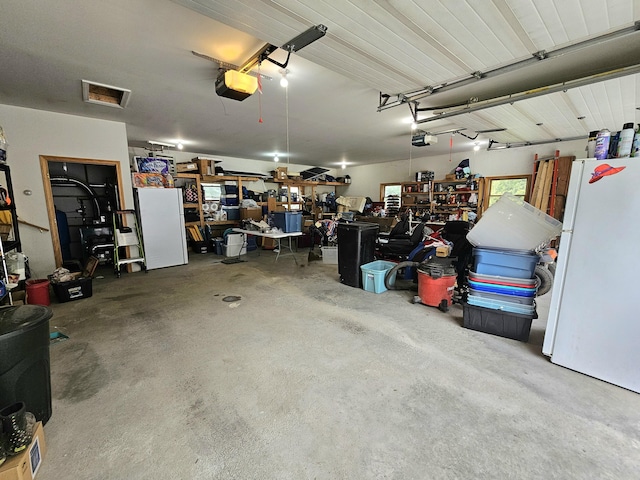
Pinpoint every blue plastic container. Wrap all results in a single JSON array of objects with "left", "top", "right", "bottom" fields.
[
  {"left": 223, "top": 206, "right": 240, "bottom": 220},
  {"left": 271, "top": 211, "right": 302, "bottom": 232},
  {"left": 360, "top": 260, "right": 397, "bottom": 294},
  {"left": 467, "top": 279, "right": 536, "bottom": 297},
  {"left": 469, "top": 288, "right": 535, "bottom": 305},
  {"left": 467, "top": 295, "right": 536, "bottom": 315},
  {"left": 472, "top": 247, "right": 538, "bottom": 279}
]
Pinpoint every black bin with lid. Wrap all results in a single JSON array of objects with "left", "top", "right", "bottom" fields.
[{"left": 0, "top": 305, "right": 53, "bottom": 424}]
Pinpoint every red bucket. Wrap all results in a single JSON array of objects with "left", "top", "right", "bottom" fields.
[
  {"left": 26, "top": 279, "right": 51, "bottom": 306},
  {"left": 417, "top": 271, "right": 456, "bottom": 309}
]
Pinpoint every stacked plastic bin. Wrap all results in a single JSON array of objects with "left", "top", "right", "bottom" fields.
[
  {"left": 462, "top": 193, "right": 563, "bottom": 342},
  {"left": 463, "top": 247, "right": 538, "bottom": 341}
]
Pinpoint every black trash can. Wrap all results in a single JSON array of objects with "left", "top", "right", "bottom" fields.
[
  {"left": 337, "top": 222, "right": 379, "bottom": 288},
  {"left": 0, "top": 305, "right": 53, "bottom": 425}
]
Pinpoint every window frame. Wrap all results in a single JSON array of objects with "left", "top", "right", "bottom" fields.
[{"left": 481, "top": 174, "right": 532, "bottom": 213}]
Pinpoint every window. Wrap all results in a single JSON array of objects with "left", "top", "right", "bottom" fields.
[
  {"left": 380, "top": 183, "right": 401, "bottom": 213},
  {"left": 483, "top": 175, "right": 531, "bottom": 208}
]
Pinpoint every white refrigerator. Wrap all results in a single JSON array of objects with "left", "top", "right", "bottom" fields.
[
  {"left": 542, "top": 158, "right": 639, "bottom": 393},
  {"left": 135, "top": 188, "right": 189, "bottom": 270}
]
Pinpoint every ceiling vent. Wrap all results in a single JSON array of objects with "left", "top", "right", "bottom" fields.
[{"left": 82, "top": 80, "right": 131, "bottom": 108}]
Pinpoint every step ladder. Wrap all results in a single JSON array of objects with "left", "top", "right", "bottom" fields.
[{"left": 113, "top": 210, "right": 146, "bottom": 277}]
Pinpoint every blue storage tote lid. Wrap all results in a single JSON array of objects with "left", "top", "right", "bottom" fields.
[
  {"left": 468, "top": 271, "right": 536, "bottom": 288},
  {"left": 468, "top": 288, "right": 535, "bottom": 305},
  {"left": 468, "top": 279, "right": 536, "bottom": 297}
]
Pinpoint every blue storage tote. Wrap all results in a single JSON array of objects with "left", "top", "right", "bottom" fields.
[
  {"left": 223, "top": 206, "right": 240, "bottom": 220},
  {"left": 220, "top": 194, "right": 239, "bottom": 206},
  {"left": 467, "top": 294, "right": 536, "bottom": 315},
  {"left": 468, "top": 271, "right": 536, "bottom": 288},
  {"left": 467, "top": 279, "right": 536, "bottom": 297},
  {"left": 360, "top": 260, "right": 397, "bottom": 294},
  {"left": 469, "top": 288, "right": 535, "bottom": 305},
  {"left": 271, "top": 211, "right": 302, "bottom": 232},
  {"left": 472, "top": 247, "right": 538, "bottom": 279}
]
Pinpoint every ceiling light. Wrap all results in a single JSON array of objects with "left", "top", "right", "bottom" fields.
[
  {"left": 342, "top": 164, "right": 346, "bottom": 169},
  {"left": 411, "top": 122, "right": 418, "bottom": 130},
  {"left": 148, "top": 141, "right": 175, "bottom": 148},
  {"left": 274, "top": 154, "right": 279, "bottom": 162},
  {"left": 279, "top": 69, "right": 289, "bottom": 88},
  {"left": 473, "top": 143, "right": 480, "bottom": 151},
  {"left": 177, "top": 142, "right": 184, "bottom": 150}
]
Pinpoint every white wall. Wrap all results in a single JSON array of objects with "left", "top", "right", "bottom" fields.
[
  {"left": 0, "top": 105, "right": 132, "bottom": 276},
  {"left": 340, "top": 139, "right": 588, "bottom": 199}
]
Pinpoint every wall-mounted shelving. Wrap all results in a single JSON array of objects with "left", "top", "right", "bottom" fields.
[{"left": 389, "top": 177, "right": 484, "bottom": 223}]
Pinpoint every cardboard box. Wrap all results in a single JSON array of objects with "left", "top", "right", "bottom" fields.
[
  {"left": 176, "top": 162, "right": 198, "bottom": 173},
  {"left": 240, "top": 207, "right": 263, "bottom": 221},
  {"left": 445, "top": 174, "right": 456, "bottom": 180},
  {"left": 0, "top": 421, "right": 46, "bottom": 480},
  {"left": 275, "top": 167, "right": 288, "bottom": 180}
]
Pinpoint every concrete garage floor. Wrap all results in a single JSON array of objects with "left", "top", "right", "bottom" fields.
[{"left": 37, "top": 250, "right": 639, "bottom": 479}]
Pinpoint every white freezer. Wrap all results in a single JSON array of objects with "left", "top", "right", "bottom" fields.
[
  {"left": 542, "top": 159, "right": 640, "bottom": 393},
  {"left": 136, "top": 188, "right": 188, "bottom": 270}
]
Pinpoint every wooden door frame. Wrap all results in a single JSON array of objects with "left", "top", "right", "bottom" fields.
[{"left": 40, "top": 155, "right": 125, "bottom": 268}]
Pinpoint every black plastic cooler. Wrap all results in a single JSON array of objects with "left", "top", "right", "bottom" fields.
[
  {"left": 0, "top": 305, "right": 53, "bottom": 424},
  {"left": 337, "top": 222, "right": 379, "bottom": 288}
]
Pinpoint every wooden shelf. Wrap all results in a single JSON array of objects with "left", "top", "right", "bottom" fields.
[
  {"left": 204, "top": 220, "right": 238, "bottom": 226},
  {"left": 432, "top": 190, "right": 478, "bottom": 195},
  {"left": 272, "top": 179, "right": 345, "bottom": 186},
  {"left": 201, "top": 175, "right": 259, "bottom": 183},
  {"left": 390, "top": 177, "right": 484, "bottom": 223}
]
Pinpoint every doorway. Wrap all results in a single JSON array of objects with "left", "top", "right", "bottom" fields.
[{"left": 40, "top": 156, "right": 125, "bottom": 268}]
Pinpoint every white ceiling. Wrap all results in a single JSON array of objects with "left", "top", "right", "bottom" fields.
[{"left": 1, "top": 0, "right": 639, "bottom": 168}]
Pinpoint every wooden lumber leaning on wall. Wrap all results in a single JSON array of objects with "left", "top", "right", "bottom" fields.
[
  {"left": 531, "top": 160, "right": 549, "bottom": 210},
  {"left": 539, "top": 159, "right": 555, "bottom": 213}
]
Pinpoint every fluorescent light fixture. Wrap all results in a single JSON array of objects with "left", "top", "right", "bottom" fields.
[{"left": 148, "top": 141, "right": 175, "bottom": 148}]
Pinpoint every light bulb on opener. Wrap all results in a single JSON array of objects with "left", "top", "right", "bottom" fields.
[{"left": 279, "top": 69, "right": 289, "bottom": 88}]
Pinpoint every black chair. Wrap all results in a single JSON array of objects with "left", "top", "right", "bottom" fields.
[{"left": 377, "top": 215, "right": 429, "bottom": 259}]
